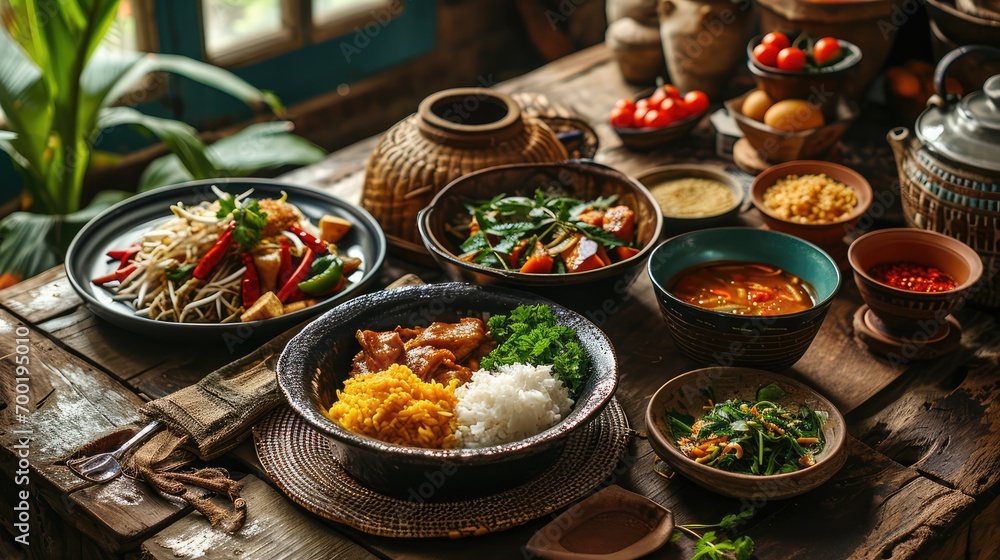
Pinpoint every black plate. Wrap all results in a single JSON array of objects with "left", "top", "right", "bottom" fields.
[{"left": 65, "top": 178, "right": 386, "bottom": 342}]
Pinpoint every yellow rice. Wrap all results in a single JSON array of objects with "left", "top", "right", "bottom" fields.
[{"left": 326, "top": 364, "right": 459, "bottom": 449}]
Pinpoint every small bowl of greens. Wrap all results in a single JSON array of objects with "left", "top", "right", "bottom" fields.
[
  {"left": 645, "top": 367, "right": 846, "bottom": 500},
  {"left": 417, "top": 161, "right": 663, "bottom": 302}
]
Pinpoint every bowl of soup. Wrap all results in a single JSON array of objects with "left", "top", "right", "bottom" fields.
[{"left": 648, "top": 228, "right": 841, "bottom": 370}]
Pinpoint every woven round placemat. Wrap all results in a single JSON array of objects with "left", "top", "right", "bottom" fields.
[{"left": 254, "top": 399, "right": 630, "bottom": 538}]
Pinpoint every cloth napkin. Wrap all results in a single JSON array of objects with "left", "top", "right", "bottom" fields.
[{"left": 68, "top": 274, "right": 425, "bottom": 533}]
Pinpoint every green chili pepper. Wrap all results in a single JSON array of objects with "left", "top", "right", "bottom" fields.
[
  {"left": 298, "top": 256, "right": 343, "bottom": 296},
  {"left": 309, "top": 254, "right": 338, "bottom": 276}
]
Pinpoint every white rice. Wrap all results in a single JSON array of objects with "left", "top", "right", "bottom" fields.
[{"left": 454, "top": 363, "right": 574, "bottom": 449}]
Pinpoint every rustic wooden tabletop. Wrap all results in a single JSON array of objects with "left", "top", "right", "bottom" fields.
[{"left": 1, "top": 45, "right": 997, "bottom": 560}]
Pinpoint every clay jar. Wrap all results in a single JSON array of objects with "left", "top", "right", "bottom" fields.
[
  {"left": 657, "top": 0, "right": 756, "bottom": 99},
  {"left": 362, "top": 88, "right": 568, "bottom": 255}
]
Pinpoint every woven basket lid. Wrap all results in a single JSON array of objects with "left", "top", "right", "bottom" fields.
[{"left": 254, "top": 400, "right": 631, "bottom": 538}]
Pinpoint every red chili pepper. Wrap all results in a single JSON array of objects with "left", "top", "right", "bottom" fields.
[
  {"left": 92, "top": 271, "right": 119, "bottom": 285},
  {"left": 107, "top": 243, "right": 140, "bottom": 262},
  {"left": 277, "top": 237, "right": 293, "bottom": 287},
  {"left": 193, "top": 223, "right": 235, "bottom": 280},
  {"left": 869, "top": 261, "right": 957, "bottom": 293},
  {"left": 276, "top": 248, "right": 314, "bottom": 303},
  {"left": 114, "top": 263, "right": 137, "bottom": 282},
  {"left": 289, "top": 225, "right": 327, "bottom": 255},
  {"left": 92, "top": 262, "right": 139, "bottom": 285},
  {"left": 241, "top": 253, "right": 261, "bottom": 307}
]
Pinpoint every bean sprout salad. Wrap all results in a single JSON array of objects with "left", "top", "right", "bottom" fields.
[{"left": 93, "top": 186, "right": 361, "bottom": 323}]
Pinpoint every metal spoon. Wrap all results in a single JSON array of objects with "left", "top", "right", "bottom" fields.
[{"left": 67, "top": 420, "right": 161, "bottom": 483}]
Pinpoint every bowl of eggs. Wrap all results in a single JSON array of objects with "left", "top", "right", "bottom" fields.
[{"left": 725, "top": 91, "right": 860, "bottom": 163}]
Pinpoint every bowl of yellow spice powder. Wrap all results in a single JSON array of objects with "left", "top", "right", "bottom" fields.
[{"left": 636, "top": 164, "right": 747, "bottom": 234}]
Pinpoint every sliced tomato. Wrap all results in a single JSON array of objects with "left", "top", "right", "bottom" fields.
[
  {"left": 520, "top": 241, "right": 554, "bottom": 274},
  {"left": 560, "top": 235, "right": 607, "bottom": 273},
  {"left": 615, "top": 246, "right": 640, "bottom": 261},
  {"left": 577, "top": 210, "right": 605, "bottom": 227},
  {"left": 603, "top": 205, "right": 635, "bottom": 242},
  {"left": 508, "top": 239, "right": 528, "bottom": 267}
]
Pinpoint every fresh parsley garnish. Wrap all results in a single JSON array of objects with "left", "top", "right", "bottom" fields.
[
  {"left": 217, "top": 194, "right": 268, "bottom": 251},
  {"left": 672, "top": 509, "right": 756, "bottom": 560},
  {"left": 480, "top": 304, "right": 589, "bottom": 395}
]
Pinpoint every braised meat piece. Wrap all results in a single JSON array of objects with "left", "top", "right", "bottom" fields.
[
  {"left": 351, "top": 329, "right": 404, "bottom": 376},
  {"left": 349, "top": 317, "right": 493, "bottom": 383},
  {"left": 404, "top": 345, "right": 459, "bottom": 380},
  {"left": 407, "top": 318, "right": 488, "bottom": 362}
]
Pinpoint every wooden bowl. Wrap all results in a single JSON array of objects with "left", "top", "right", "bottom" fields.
[
  {"left": 417, "top": 161, "right": 663, "bottom": 303},
  {"left": 746, "top": 36, "right": 862, "bottom": 113},
  {"left": 725, "top": 92, "right": 859, "bottom": 164},
  {"left": 612, "top": 88, "right": 707, "bottom": 151},
  {"left": 848, "top": 228, "right": 984, "bottom": 331},
  {"left": 277, "top": 283, "right": 619, "bottom": 501},
  {"left": 647, "top": 228, "right": 841, "bottom": 371},
  {"left": 751, "top": 160, "right": 873, "bottom": 250},
  {"left": 645, "top": 367, "right": 847, "bottom": 500},
  {"left": 634, "top": 164, "right": 746, "bottom": 235}
]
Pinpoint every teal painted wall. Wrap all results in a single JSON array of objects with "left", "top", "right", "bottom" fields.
[{"left": 0, "top": 0, "right": 436, "bottom": 204}]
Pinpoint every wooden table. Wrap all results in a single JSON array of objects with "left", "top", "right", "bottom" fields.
[{"left": 2, "top": 45, "right": 998, "bottom": 560}]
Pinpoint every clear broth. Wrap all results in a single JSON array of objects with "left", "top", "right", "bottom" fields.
[{"left": 669, "top": 261, "right": 816, "bottom": 316}]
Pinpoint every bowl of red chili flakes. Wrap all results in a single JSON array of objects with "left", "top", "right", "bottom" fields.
[{"left": 848, "top": 228, "right": 983, "bottom": 331}]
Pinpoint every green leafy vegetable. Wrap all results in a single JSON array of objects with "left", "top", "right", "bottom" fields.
[
  {"left": 217, "top": 194, "right": 268, "bottom": 251},
  {"left": 755, "top": 383, "right": 786, "bottom": 403},
  {"left": 669, "top": 397, "right": 826, "bottom": 476},
  {"left": 165, "top": 263, "right": 196, "bottom": 282},
  {"left": 481, "top": 304, "right": 589, "bottom": 395},
  {"left": 691, "top": 532, "right": 754, "bottom": 560},
  {"left": 456, "top": 189, "right": 635, "bottom": 273},
  {"left": 674, "top": 509, "right": 756, "bottom": 560}
]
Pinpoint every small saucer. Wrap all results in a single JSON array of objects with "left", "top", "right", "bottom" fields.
[
  {"left": 853, "top": 304, "right": 962, "bottom": 360},
  {"left": 732, "top": 138, "right": 843, "bottom": 175},
  {"left": 525, "top": 485, "right": 675, "bottom": 560}
]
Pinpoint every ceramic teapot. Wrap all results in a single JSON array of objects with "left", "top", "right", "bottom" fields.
[{"left": 887, "top": 45, "right": 1000, "bottom": 306}]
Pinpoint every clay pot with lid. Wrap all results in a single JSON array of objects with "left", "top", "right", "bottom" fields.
[
  {"left": 887, "top": 45, "right": 1000, "bottom": 306},
  {"left": 362, "top": 88, "right": 568, "bottom": 258}
]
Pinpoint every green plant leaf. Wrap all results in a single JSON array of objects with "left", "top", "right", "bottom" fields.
[
  {"left": 0, "top": 28, "right": 53, "bottom": 202},
  {"left": 0, "top": 189, "right": 131, "bottom": 280},
  {"left": 137, "top": 122, "right": 325, "bottom": 190},
  {"left": 129, "top": 54, "right": 283, "bottom": 115},
  {"left": 98, "top": 106, "right": 219, "bottom": 180}
]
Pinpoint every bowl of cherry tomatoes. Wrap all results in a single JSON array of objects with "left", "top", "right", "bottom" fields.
[
  {"left": 608, "top": 84, "right": 710, "bottom": 150},
  {"left": 747, "top": 31, "right": 862, "bottom": 108}
]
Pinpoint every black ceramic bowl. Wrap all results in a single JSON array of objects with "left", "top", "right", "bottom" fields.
[
  {"left": 417, "top": 161, "right": 663, "bottom": 306},
  {"left": 65, "top": 178, "right": 386, "bottom": 342},
  {"left": 647, "top": 228, "right": 841, "bottom": 371},
  {"left": 277, "top": 282, "right": 619, "bottom": 500}
]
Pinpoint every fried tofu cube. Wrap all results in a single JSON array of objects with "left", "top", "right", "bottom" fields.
[
  {"left": 319, "top": 215, "right": 352, "bottom": 243},
  {"left": 240, "top": 291, "right": 283, "bottom": 322}
]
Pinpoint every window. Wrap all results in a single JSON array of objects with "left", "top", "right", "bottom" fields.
[
  {"left": 99, "top": 0, "right": 157, "bottom": 53},
  {"left": 202, "top": 0, "right": 299, "bottom": 65},
  {"left": 200, "top": 0, "right": 402, "bottom": 66}
]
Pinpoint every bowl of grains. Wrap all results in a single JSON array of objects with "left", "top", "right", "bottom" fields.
[
  {"left": 636, "top": 164, "right": 746, "bottom": 234},
  {"left": 848, "top": 228, "right": 983, "bottom": 331},
  {"left": 751, "top": 160, "right": 872, "bottom": 249}
]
